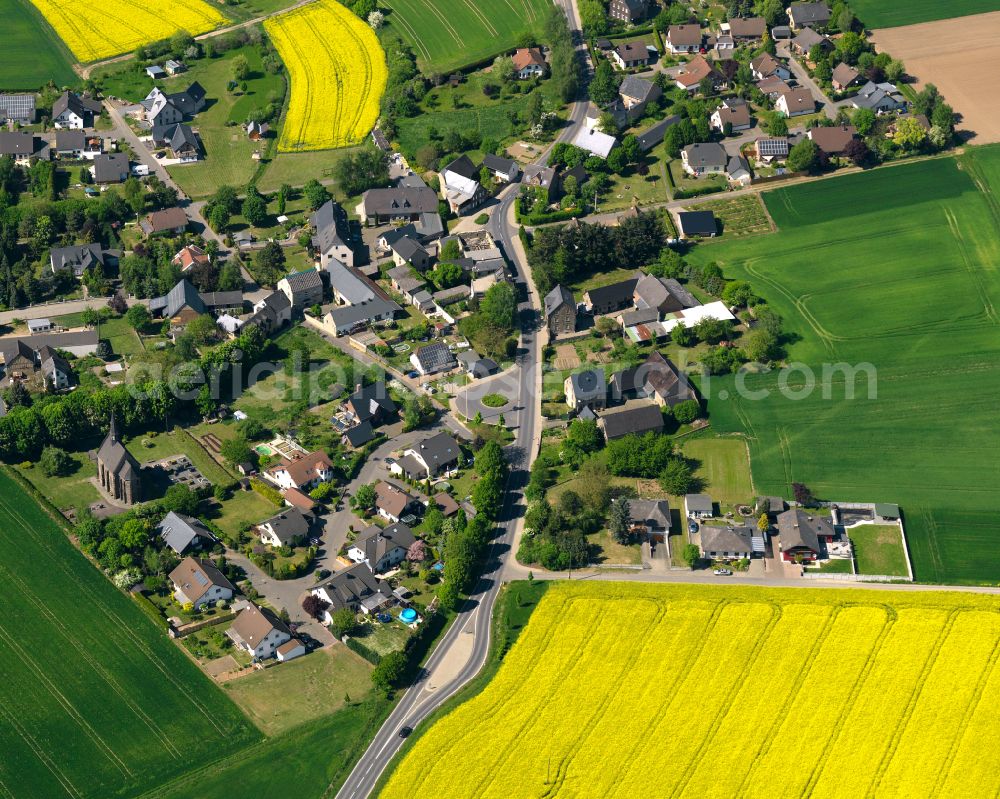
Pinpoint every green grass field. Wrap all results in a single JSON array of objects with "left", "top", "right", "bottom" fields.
[
  {"left": 850, "top": 0, "right": 1000, "bottom": 28},
  {"left": 688, "top": 148, "right": 1000, "bottom": 584},
  {"left": 0, "top": 0, "right": 75, "bottom": 89},
  {"left": 223, "top": 646, "right": 373, "bottom": 735},
  {"left": 0, "top": 469, "right": 260, "bottom": 798},
  {"left": 679, "top": 436, "right": 754, "bottom": 508},
  {"left": 851, "top": 524, "right": 910, "bottom": 577},
  {"left": 384, "top": 0, "right": 549, "bottom": 73}
]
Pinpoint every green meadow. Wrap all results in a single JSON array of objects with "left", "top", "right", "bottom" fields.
[{"left": 689, "top": 148, "right": 1000, "bottom": 584}]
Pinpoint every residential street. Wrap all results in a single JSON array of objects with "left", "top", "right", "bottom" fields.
[
  {"left": 223, "top": 419, "right": 460, "bottom": 633},
  {"left": 777, "top": 43, "right": 843, "bottom": 120},
  {"left": 0, "top": 296, "right": 150, "bottom": 325}
]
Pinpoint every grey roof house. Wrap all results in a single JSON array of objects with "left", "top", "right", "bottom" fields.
[{"left": 157, "top": 511, "right": 217, "bottom": 555}]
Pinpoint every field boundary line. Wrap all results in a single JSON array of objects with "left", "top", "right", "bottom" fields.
[
  {"left": 734, "top": 605, "right": 843, "bottom": 798},
  {"left": 666, "top": 602, "right": 783, "bottom": 799},
  {"left": 606, "top": 599, "right": 735, "bottom": 798},
  {"left": 542, "top": 604, "right": 669, "bottom": 798},
  {"left": 942, "top": 205, "right": 998, "bottom": 325},
  {"left": 929, "top": 623, "right": 1000, "bottom": 798},
  {"left": 800, "top": 606, "right": 896, "bottom": 795},
  {"left": 0, "top": 619, "right": 134, "bottom": 778},
  {"left": 0, "top": 559, "right": 182, "bottom": 759},
  {"left": 866, "top": 608, "right": 961, "bottom": 797}
]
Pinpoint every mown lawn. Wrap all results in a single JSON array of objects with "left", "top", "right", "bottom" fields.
[
  {"left": 16, "top": 448, "right": 102, "bottom": 512},
  {"left": 0, "top": 469, "right": 260, "bottom": 798},
  {"left": 224, "top": 646, "right": 373, "bottom": 735},
  {"left": 851, "top": 524, "right": 910, "bottom": 577},
  {"left": 679, "top": 436, "right": 754, "bottom": 510},
  {"left": 687, "top": 148, "right": 1000, "bottom": 583},
  {"left": 125, "top": 426, "right": 235, "bottom": 485}
]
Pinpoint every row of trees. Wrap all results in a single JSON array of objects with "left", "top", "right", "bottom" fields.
[
  {"left": 527, "top": 211, "right": 666, "bottom": 296},
  {"left": 0, "top": 324, "right": 268, "bottom": 463}
]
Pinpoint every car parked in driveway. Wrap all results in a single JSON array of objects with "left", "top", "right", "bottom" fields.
[{"left": 713, "top": 568, "right": 733, "bottom": 576}]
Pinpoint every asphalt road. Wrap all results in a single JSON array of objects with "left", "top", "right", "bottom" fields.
[{"left": 334, "top": 8, "right": 591, "bottom": 797}]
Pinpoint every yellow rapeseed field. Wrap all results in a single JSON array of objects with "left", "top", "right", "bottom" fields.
[
  {"left": 265, "top": 0, "right": 387, "bottom": 152},
  {"left": 381, "top": 582, "right": 1000, "bottom": 799},
  {"left": 28, "top": 0, "right": 226, "bottom": 63}
]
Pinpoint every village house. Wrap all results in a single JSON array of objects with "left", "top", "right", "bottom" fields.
[
  {"left": 52, "top": 91, "right": 102, "bottom": 129},
  {"left": 392, "top": 432, "right": 462, "bottom": 480},
  {"left": 50, "top": 242, "right": 117, "bottom": 278},
  {"left": 612, "top": 40, "right": 651, "bottom": 69},
  {"left": 440, "top": 154, "right": 487, "bottom": 215},
  {"left": 239, "top": 290, "right": 292, "bottom": 336},
  {"left": 38, "top": 347, "right": 72, "bottom": 392},
  {"left": 457, "top": 350, "right": 499, "bottom": 379},
  {"left": 258, "top": 507, "right": 310, "bottom": 547},
  {"left": 172, "top": 244, "right": 210, "bottom": 273},
  {"left": 277, "top": 268, "right": 324, "bottom": 310},
  {"left": 685, "top": 493, "right": 715, "bottom": 519},
  {"left": 374, "top": 481, "right": 419, "bottom": 523},
  {"left": 311, "top": 563, "right": 395, "bottom": 620},
  {"left": 311, "top": 199, "right": 354, "bottom": 268},
  {"left": 152, "top": 123, "right": 200, "bottom": 161},
  {"left": 618, "top": 75, "right": 661, "bottom": 121},
  {"left": 0, "top": 131, "right": 49, "bottom": 165},
  {"left": 776, "top": 508, "right": 836, "bottom": 561},
  {"left": 544, "top": 284, "right": 577, "bottom": 337},
  {"left": 700, "top": 525, "right": 754, "bottom": 560},
  {"left": 157, "top": 512, "right": 217, "bottom": 555},
  {"left": 410, "top": 341, "right": 457, "bottom": 376},
  {"left": 666, "top": 24, "right": 703, "bottom": 55},
  {"left": 851, "top": 81, "right": 907, "bottom": 114},
  {"left": 677, "top": 210, "right": 718, "bottom": 238},
  {"left": 565, "top": 368, "right": 607, "bottom": 412},
  {"left": 787, "top": 1, "right": 831, "bottom": 30},
  {"left": 609, "top": 0, "right": 648, "bottom": 23},
  {"left": 724, "top": 17, "right": 766, "bottom": 43},
  {"left": 808, "top": 124, "right": 857, "bottom": 156},
  {"left": 610, "top": 351, "right": 697, "bottom": 408},
  {"left": 584, "top": 276, "right": 638, "bottom": 314},
  {"left": 227, "top": 603, "right": 291, "bottom": 660},
  {"left": 598, "top": 402, "right": 664, "bottom": 441},
  {"left": 571, "top": 126, "right": 617, "bottom": 159},
  {"left": 169, "top": 557, "right": 234, "bottom": 609},
  {"left": 710, "top": 98, "right": 752, "bottom": 132},
  {"left": 512, "top": 47, "right": 546, "bottom": 79},
  {"left": 755, "top": 137, "right": 790, "bottom": 162},
  {"left": 92, "top": 153, "right": 130, "bottom": 184},
  {"left": 750, "top": 53, "right": 791, "bottom": 82},
  {"left": 0, "top": 93, "right": 36, "bottom": 124},
  {"left": 348, "top": 522, "right": 417, "bottom": 573},
  {"left": 149, "top": 279, "right": 242, "bottom": 326},
  {"left": 681, "top": 142, "right": 728, "bottom": 176},
  {"left": 265, "top": 450, "right": 335, "bottom": 491},
  {"left": 390, "top": 236, "right": 430, "bottom": 271},
  {"left": 140, "top": 207, "right": 187, "bottom": 237},
  {"left": 776, "top": 87, "right": 816, "bottom": 117},
  {"left": 831, "top": 62, "right": 861, "bottom": 91},
  {"left": 790, "top": 27, "right": 832, "bottom": 58},
  {"left": 626, "top": 499, "right": 671, "bottom": 544},
  {"left": 674, "top": 55, "right": 723, "bottom": 93},
  {"left": 482, "top": 153, "right": 521, "bottom": 183},
  {"left": 356, "top": 186, "right": 439, "bottom": 226}
]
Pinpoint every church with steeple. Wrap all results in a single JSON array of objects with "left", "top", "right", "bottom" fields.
[{"left": 96, "top": 414, "right": 142, "bottom": 505}]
